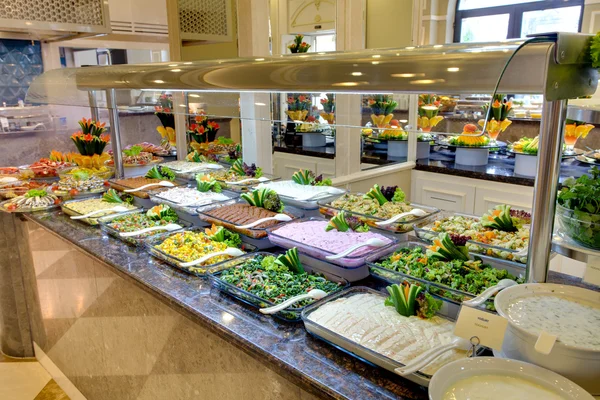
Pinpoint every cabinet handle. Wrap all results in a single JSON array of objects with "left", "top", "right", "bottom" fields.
[{"left": 429, "top": 196, "right": 458, "bottom": 204}]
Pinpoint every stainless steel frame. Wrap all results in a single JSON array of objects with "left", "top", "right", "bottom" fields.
[
  {"left": 105, "top": 89, "right": 124, "bottom": 178},
  {"left": 25, "top": 33, "right": 599, "bottom": 283}
]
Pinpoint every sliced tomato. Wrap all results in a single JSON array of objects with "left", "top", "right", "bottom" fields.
[{"left": 69, "top": 189, "right": 79, "bottom": 197}]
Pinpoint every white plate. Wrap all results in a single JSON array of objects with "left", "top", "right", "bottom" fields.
[{"left": 429, "top": 357, "right": 594, "bottom": 400}]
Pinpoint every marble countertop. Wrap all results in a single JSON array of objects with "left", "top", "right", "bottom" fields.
[{"left": 23, "top": 212, "right": 597, "bottom": 400}]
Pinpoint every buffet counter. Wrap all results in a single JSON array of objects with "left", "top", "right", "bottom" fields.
[
  {"left": 17, "top": 211, "right": 425, "bottom": 400},
  {"left": 6, "top": 211, "right": 592, "bottom": 400}
]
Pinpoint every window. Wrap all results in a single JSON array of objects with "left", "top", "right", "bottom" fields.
[{"left": 455, "top": 0, "right": 584, "bottom": 43}]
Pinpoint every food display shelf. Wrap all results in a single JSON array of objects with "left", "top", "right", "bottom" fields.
[
  {"left": 61, "top": 196, "right": 138, "bottom": 225},
  {"left": 148, "top": 186, "right": 238, "bottom": 216},
  {"left": 318, "top": 195, "right": 439, "bottom": 234},
  {"left": 208, "top": 252, "right": 349, "bottom": 322},
  {"left": 301, "top": 286, "right": 483, "bottom": 387},
  {"left": 267, "top": 217, "right": 400, "bottom": 268},
  {"left": 367, "top": 240, "right": 525, "bottom": 318},
  {"left": 98, "top": 209, "right": 193, "bottom": 247},
  {"left": 144, "top": 227, "right": 258, "bottom": 276}
]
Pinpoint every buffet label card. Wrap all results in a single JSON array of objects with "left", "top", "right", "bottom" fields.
[
  {"left": 454, "top": 306, "right": 508, "bottom": 350},
  {"left": 0, "top": 117, "right": 8, "bottom": 129},
  {"left": 584, "top": 256, "right": 600, "bottom": 287}
]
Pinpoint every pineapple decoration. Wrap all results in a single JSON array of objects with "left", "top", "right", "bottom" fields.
[
  {"left": 417, "top": 94, "right": 444, "bottom": 132},
  {"left": 478, "top": 94, "right": 512, "bottom": 145},
  {"left": 368, "top": 95, "right": 397, "bottom": 128},
  {"left": 319, "top": 94, "right": 335, "bottom": 125}
]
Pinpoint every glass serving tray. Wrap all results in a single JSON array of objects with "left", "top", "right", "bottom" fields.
[
  {"left": 256, "top": 180, "right": 346, "bottom": 211},
  {"left": 60, "top": 196, "right": 138, "bottom": 225},
  {"left": 0, "top": 193, "right": 61, "bottom": 213},
  {"left": 98, "top": 209, "right": 192, "bottom": 247},
  {"left": 148, "top": 185, "right": 237, "bottom": 215},
  {"left": 144, "top": 227, "right": 256, "bottom": 276},
  {"left": 367, "top": 241, "right": 525, "bottom": 312},
  {"left": 208, "top": 252, "right": 349, "bottom": 322},
  {"left": 108, "top": 176, "right": 187, "bottom": 199},
  {"left": 159, "top": 160, "right": 225, "bottom": 181},
  {"left": 196, "top": 198, "right": 304, "bottom": 239},
  {"left": 210, "top": 171, "right": 280, "bottom": 193},
  {"left": 0, "top": 181, "right": 50, "bottom": 200},
  {"left": 301, "top": 286, "right": 481, "bottom": 387},
  {"left": 58, "top": 166, "right": 115, "bottom": 180},
  {"left": 412, "top": 211, "right": 528, "bottom": 264},
  {"left": 267, "top": 217, "right": 399, "bottom": 268},
  {"left": 317, "top": 194, "right": 439, "bottom": 234}
]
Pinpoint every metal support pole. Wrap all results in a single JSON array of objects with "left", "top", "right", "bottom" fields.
[
  {"left": 88, "top": 90, "right": 99, "bottom": 121},
  {"left": 526, "top": 99, "right": 567, "bottom": 283},
  {"left": 106, "top": 89, "right": 124, "bottom": 178}
]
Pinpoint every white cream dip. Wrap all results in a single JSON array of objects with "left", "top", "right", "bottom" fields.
[{"left": 443, "top": 375, "right": 565, "bottom": 400}]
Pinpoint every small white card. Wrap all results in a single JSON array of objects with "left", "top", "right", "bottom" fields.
[
  {"left": 454, "top": 305, "right": 508, "bottom": 350},
  {"left": 0, "top": 117, "right": 8, "bottom": 130},
  {"left": 584, "top": 256, "right": 600, "bottom": 287}
]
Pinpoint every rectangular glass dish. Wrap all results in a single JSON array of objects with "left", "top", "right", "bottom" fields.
[
  {"left": 108, "top": 176, "right": 187, "bottom": 199},
  {"left": 148, "top": 185, "right": 238, "bottom": 215},
  {"left": 318, "top": 194, "right": 439, "bottom": 234},
  {"left": 144, "top": 227, "right": 257, "bottom": 276},
  {"left": 208, "top": 252, "right": 349, "bottom": 321},
  {"left": 256, "top": 180, "right": 346, "bottom": 211},
  {"left": 413, "top": 211, "right": 528, "bottom": 264},
  {"left": 158, "top": 160, "right": 226, "bottom": 181},
  {"left": 60, "top": 196, "right": 138, "bottom": 225},
  {"left": 367, "top": 241, "right": 525, "bottom": 314},
  {"left": 98, "top": 209, "right": 192, "bottom": 247},
  {"left": 196, "top": 198, "right": 304, "bottom": 239},
  {"left": 212, "top": 172, "right": 280, "bottom": 193},
  {"left": 301, "top": 286, "right": 481, "bottom": 387},
  {"left": 266, "top": 217, "right": 400, "bottom": 268},
  {"left": 0, "top": 193, "right": 61, "bottom": 213}
]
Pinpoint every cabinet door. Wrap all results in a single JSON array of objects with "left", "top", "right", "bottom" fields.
[
  {"left": 413, "top": 173, "right": 476, "bottom": 213},
  {"left": 474, "top": 186, "right": 534, "bottom": 215}
]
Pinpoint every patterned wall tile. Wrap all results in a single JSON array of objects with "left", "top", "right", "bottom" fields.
[{"left": 0, "top": 39, "right": 43, "bottom": 106}]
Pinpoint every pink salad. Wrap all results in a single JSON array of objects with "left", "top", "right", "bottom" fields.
[{"left": 271, "top": 220, "right": 392, "bottom": 257}]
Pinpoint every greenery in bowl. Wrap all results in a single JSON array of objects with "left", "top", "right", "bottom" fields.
[{"left": 557, "top": 167, "right": 600, "bottom": 249}]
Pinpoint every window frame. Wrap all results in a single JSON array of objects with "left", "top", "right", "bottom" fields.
[{"left": 454, "top": 0, "right": 585, "bottom": 43}]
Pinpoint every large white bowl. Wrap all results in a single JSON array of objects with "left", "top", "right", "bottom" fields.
[
  {"left": 429, "top": 357, "right": 594, "bottom": 400},
  {"left": 494, "top": 283, "right": 600, "bottom": 395}
]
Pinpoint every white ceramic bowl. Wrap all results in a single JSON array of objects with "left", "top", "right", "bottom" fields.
[
  {"left": 429, "top": 357, "right": 594, "bottom": 400},
  {"left": 494, "top": 283, "right": 600, "bottom": 395}
]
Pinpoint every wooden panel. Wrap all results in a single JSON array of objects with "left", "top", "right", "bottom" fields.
[{"left": 273, "top": 152, "right": 335, "bottom": 180}]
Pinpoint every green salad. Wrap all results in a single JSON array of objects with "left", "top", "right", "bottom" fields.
[
  {"left": 557, "top": 166, "right": 600, "bottom": 249},
  {"left": 374, "top": 246, "right": 522, "bottom": 308},
  {"left": 218, "top": 254, "right": 342, "bottom": 307}
]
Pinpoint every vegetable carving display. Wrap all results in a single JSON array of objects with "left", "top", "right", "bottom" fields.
[
  {"left": 363, "top": 184, "right": 406, "bottom": 206},
  {"left": 274, "top": 247, "right": 304, "bottom": 274},
  {"left": 196, "top": 174, "right": 222, "bottom": 193},
  {"left": 288, "top": 34, "right": 311, "bottom": 53},
  {"left": 291, "top": 169, "right": 332, "bottom": 186},
  {"left": 324, "top": 211, "right": 370, "bottom": 233},
  {"left": 70, "top": 118, "right": 110, "bottom": 156},
  {"left": 145, "top": 166, "right": 175, "bottom": 181},
  {"left": 564, "top": 119, "right": 594, "bottom": 154},
  {"left": 146, "top": 204, "right": 178, "bottom": 223},
  {"left": 417, "top": 94, "right": 444, "bottom": 133},
  {"left": 448, "top": 124, "right": 490, "bottom": 147},
  {"left": 188, "top": 112, "right": 221, "bottom": 144},
  {"left": 286, "top": 94, "right": 312, "bottom": 121},
  {"left": 368, "top": 95, "right": 397, "bottom": 128},
  {"left": 478, "top": 94, "right": 512, "bottom": 144},
  {"left": 230, "top": 159, "right": 263, "bottom": 178},
  {"left": 241, "top": 188, "right": 284, "bottom": 213},
  {"left": 427, "top": 233, "right": 470, "bottom": 262},
  {"left": 481, "top": 204, "right": 520, "bottom": 232},
  {"left": 385, "top": 282, "right": 442, "bottom": 319},
  {"left": 319, "top": 94, "right": 335, "bottom": 124}
]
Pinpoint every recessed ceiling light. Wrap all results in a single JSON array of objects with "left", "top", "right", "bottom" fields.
[
  {"left": 170, "top": 69, "right": 182, "bottom": 72},
  {"left": 372, "top": 61, "right": 380, "bottom": 65},
  {"left": 391, "top": 73, "right": 417, "bottom": 78},
  {"left": 332, "top": 82, "right": 360, "bottom": 87},
  {"left": 189, "top": 94, "right": 200, "bottom": 98},
  {"left": 351, "top": 72, "right": 362, "bottom": 76},
  {"left": 447, "top": 67, "right": 459, "bottom": 72},
  {"left": 153, "top": 80, "right": 164, "bottom": 84},
  {"left": 372, "top": 55, "right": 381, "bottom": 58}
]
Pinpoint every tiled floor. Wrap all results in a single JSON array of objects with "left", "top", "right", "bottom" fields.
[{"left": 0, "top": 353, "right": 70, "bottom": 400}]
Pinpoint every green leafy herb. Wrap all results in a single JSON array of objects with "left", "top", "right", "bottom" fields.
[
  {"left": 25, "top": 189, "right": 47, "bottom": 198},
  {"left": 123, "top": 145, "right": 143, "bottom": 157},
  {"left": 216, "top": 136, "right": 234, "bottom": 145},
  {"left": 590, "top": 32, "right": 600, "bottom": 69},
  {"left": 275, "top": 247, "right": 304, "bottom": 274},
  {"left": 146, "top": 204, "right": 179, "bottom": 223},
  {"left": 71, "top": 170, "right": 90, "bottom": 181},
  {"left": 218, "top": 254, "right": 341, "bottom": 306}
]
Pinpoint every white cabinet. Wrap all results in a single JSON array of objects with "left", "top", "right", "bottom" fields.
[
  {"left": 108, "top": 0, "right": 168, "bottom": 35},
  {"left": 412, "top": 170, "right": 476, "bottom": 213},
  {"left": 287, "top": 0, "right": 336, "bottom": 34},
  {"left": 273, "top": 152, "right": 336, "bottom": 180},
  {"left": 411, "top": 170, "right": 534, "bottom": 214}
]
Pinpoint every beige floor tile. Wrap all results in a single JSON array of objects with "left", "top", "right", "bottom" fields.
[
  {"left": 0, "top": 362, "right": 51, "bottom": 400},
  {"left": 34, "top": 379, "right": 71, "bottom": 400}
]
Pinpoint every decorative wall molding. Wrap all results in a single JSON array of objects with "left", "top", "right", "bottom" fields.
[{"left": 422, "top": 14, "right": 447, "bottom": 21}]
